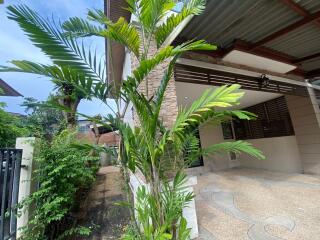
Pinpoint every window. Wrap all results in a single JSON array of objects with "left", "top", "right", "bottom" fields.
[
  {"left": 221, "top": 122, "right": 234, "bottom": 140},
  {"left": 223, "top": 96, "right": 295, "bottom": 140},
  {"left": 79, "top": 125, "right": 90, "bottom": 133},
  {"left": 184, "top": 129, "right": 204, "bottom": 168}
]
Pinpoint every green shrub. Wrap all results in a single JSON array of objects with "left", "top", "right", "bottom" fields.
[
  {"left": 18, "top": 130, "right": 99, "bottom": 240},
  {"left": 0, "top": 102, "right": 28, "bottom": 147}
]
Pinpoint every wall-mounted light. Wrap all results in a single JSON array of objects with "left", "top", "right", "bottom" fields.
[{"left": 259, "top": 74, "right": 270, "bottom": 88}]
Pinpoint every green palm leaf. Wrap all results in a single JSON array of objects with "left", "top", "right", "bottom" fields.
[
  {"left": 0, "top": 60, "right": 111, "bottom": 101},
  {"left": 171, "top": 84, "right": 244, "bottom": 135},
  {"left": 155, "top": 0, "right": 207, "bottom": 47},
  {"left": 7, "top": 5, "right": 105, "bottom": 82},
  {"left": 62, "top": 17, "right": 104, "bottom": 37},
  {"left": 203, "top": 141, "right": 265, "bottom": 160},
  {"left": 124, "top": 40, "right": 215, "bottom": 91},
  {"left": 63, "top": 11, "right": 141, "bottom": 58},
  {"left": 0, "top": 61, "right": 82, "bottom": 84},
  {"left": 127, "top": 0, "right": 175, "bottom": 34}
]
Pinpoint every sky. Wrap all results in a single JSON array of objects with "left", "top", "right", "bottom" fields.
[{"left": 0, "top": 0, "right": 115, "bottom": 117}]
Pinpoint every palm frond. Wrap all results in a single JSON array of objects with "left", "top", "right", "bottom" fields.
[
  {"left": 155, "top": 0, "right": 207, "bottom": 47},
  {"left": 85, "top": 9, "right": 141, "bottom": 58},
  {"left": 124, "top": 40, "right": 215, "bottom": 91},
  {"left": 180, "top": 133, "right": 201, "bottom": 167},
  {"left": 151, "top": 56, "right": 178, "bottom": 132},
  {"left": 0, "top": 61, "right": 85, "bottom": 89},
  {"left": 171, "top": 84, "right": 244, "bottom": 135},
  {"left": 202, "top": 141, "right": 265, "bottom": 160},
  {"left": 128, "top": 0, "right": 175, "bottom": 34},
  {"left": 187, "top": 109, "right": 257, "bottom": 128},
  {"left": 0, "top": 60, "right": 112, "bottom": 103},
  {"left": 62, "top": 17, "right": 103, "bottom": 37},
  {"left": 7, "top": 5, "right": 105, "bottom": 82}
]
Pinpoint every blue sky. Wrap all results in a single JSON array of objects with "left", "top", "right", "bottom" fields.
[{"left": 0, "top": 0, "right": 115, "bottom": 117}]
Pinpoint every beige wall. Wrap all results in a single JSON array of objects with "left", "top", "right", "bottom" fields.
[
  {"left": 198, "top": 122, "right": 302, "bottom": 173},
  {"left": 199, "top": 123, "right": 234, "bottom": 172},
  {"left": 238, "top": 136, "right": 302, "bottom": 173},
  {"left": 286, "top": 90, "right": 320, "bottom": 175}
]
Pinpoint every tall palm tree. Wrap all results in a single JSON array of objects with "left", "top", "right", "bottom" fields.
[{"left": 1, "top": 1, "right": 264, "bottom": 239}]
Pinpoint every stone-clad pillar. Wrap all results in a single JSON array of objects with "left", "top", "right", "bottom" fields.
[{"left": 130, "top": 40, "right": 179, "bottom": 128}]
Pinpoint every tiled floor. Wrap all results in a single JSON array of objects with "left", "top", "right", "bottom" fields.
[{"left": 195, "top": 168, "right": 320, "bottom": 240}]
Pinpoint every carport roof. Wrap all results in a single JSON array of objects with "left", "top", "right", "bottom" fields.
[{"left": 177, "top": 0, "right": 320, "bottom": 81}]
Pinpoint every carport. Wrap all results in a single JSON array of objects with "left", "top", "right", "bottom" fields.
[
  {"left": 171, "top": 0, "right": 320, "bottom": 176},
  {"left": 168, "top": 1, "right": 320, "bottom": 239}
]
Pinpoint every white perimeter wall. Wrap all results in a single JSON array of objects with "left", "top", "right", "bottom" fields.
[{"left": 199, "top": 123, "right": 302, "bottom": 173}]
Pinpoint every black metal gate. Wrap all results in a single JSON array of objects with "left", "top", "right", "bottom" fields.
[{"left": 0, "top": 149, "right": 22, "bottom": 240}]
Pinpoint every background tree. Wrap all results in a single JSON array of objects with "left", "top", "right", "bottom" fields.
[
  {"left": 0, "top": 5, "right": 105, "bottom": 127},
  {"left": 0, "top": 101, "right": 28, "bottom": 147},
  {"left": 21, "top": 96, "right": 65, "bottom": 140}
]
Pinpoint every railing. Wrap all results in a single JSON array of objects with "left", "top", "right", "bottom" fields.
[{"left": 0, "top": 149, "right": 22, "bottom": 240}]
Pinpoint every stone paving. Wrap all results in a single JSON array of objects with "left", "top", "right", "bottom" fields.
[{"left": 194, "top": 168, "right": 320, "bottom": 240}]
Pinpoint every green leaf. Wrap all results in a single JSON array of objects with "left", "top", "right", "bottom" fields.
[
  {"left": 155, "top": 0, "right": 208, "bottom": 47},
  {"left": 203, "top": 140, "right": 265, "bottom": 160},
  {"left": 171, "top": 84, "right": 244, "bottom": 135},
  {"left": 85, "top": 10, "right": 141, "bottom": 58},
  {"left": 7, "top": 5, "right": 105, "bottom": 82}
]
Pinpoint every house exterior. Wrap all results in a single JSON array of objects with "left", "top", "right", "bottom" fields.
[
  {"left": 77, "top": 119, "right": 119, "bottom": 146},
  {"left": 110, "top": 0, "right": 320, "bottom": 176}
]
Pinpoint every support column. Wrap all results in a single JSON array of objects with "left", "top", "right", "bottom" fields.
[
  {"left": 286, "top": 88, "right": 320, "bottom": 175},
  {"left": 130, "top": 41, "right": 179, "bottom": 127},
  {"left": 15, "top": 137, "right": 38, "bottom": 238}
]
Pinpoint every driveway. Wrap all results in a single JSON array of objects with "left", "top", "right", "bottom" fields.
[{"left": 194, "top": 168, "right": 320, "bottom": 240}]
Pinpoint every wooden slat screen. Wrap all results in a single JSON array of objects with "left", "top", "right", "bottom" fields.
[
  {"left": 233, "top": 96, "right": 295, "bottom": 140},
  {"left": 174, "top": 64, "right": 309, "bottom": 97}
]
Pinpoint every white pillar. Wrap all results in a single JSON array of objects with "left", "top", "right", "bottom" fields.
[{"left": 15, "top": 137, "right": 37, "bottom": 238}]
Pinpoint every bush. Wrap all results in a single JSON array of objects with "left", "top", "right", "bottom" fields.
[
  {"left": 19, "top": 130, "right": 99, "bottom": 240},
  {"left": 0, "top": 102, "right": 28, "bottom": 147}
]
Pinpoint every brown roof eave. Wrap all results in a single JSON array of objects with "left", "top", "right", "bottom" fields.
[
  {"left": 0, "top": 79, "right": 23, "bottom": 97},
  {"left": 105, "top": 0, "right": 131, "bottom": 87}
]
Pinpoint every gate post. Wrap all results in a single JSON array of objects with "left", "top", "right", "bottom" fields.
[{"left": 15, "top": 137, "right": 37, "bottom": 238}]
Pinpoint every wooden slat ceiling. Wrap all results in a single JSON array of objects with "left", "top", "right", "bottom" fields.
[{"left": 174, "top": 64, "right": 309, "bottom": 97}]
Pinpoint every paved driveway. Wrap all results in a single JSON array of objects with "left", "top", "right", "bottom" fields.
[{"left": 194, "top": 168, "right": 320, "bottom": 240}]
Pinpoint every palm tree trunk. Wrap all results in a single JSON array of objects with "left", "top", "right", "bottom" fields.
[
  {"left": 118, "top": 137, "right": 142, "bottom": 237},
  {"left": 150, "top": 164, "right": 164, "bottom": 227}
]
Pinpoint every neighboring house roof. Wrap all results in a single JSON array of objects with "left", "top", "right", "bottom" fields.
[
  {"left": 0, "top": 79, "right": 22, "bottom": 97},
  {"left": 8, "top": 112, "right": 26, "bottom": 118}
]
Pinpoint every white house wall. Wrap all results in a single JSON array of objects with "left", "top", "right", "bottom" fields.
[
  {"left": 238, "top": 136, "right": 302, "bottom": 173},
  {"left": 198, "top": 122, "right": 302, "bottom": 174},
  {"left": 122, "top": 50, "right": 134, "bottom": 128}
]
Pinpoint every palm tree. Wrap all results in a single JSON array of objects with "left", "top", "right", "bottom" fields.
[
  {"left": 0, "top": 5, "right": 105, "bottom": 127},
  {"left": 1, "top": 1, "right": 265, "bottom": 239}
]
